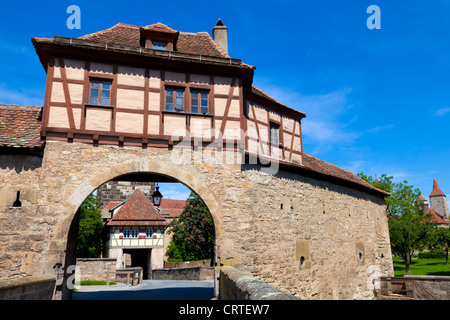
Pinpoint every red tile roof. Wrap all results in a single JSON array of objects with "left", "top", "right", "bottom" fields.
[
  {"left": 79, "top": 23, "right": 141, "bottom": 47},
  {"left": 78, "top": 22, "right": 229, "bottom": 58},
  {"left": 100, "top": 201, "right": 122, "bottom": 220},
  {"left": 426, "top": 208, "right": 449, "bottom": 225},
  {"left": 0, "top": 104, "right": 44, "bottom": 149},
  {"left": 159, "top": 199, "right": 186, "bottom": 219},
  {"left": 417, "top": 195, "right": 427, "bottom": 201},
  {"left": 248, "top": 86, "right": 306, "bottom": 119},
  {"left": 107, "top": 189, "right": 168, "bottom": 227},
  {"left": 429, "top": 178, "right": 446, "bottom": 197},
  {"left": 302, "top": 153, "right": 390, "bottom": 196},
  {"left": 142, "top": 22, "right": 178, "bottom": 34}
]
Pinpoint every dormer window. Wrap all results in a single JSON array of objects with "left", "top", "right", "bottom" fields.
[
  {"left": 140, "top": 23, "right": 179, "bottom": 52},
  {"left": 153, "top": 41, "right": 167, "bottom": 51}
]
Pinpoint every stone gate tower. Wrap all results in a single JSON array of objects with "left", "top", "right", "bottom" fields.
[
  {"left": 429, "top": 178, "right": 449, "bottom": 221},
  {"left": 97, "top": 181, "right": 155, "bottom": 209}
]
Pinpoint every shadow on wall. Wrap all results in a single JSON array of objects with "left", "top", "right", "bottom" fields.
[{"left": 0, "top": 154, "right": 43, "bottom": 174}]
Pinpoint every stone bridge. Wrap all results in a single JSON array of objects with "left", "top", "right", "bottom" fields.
[
  {"left": 1, "top": 137, "right": 393, "bottom": 299},
  {"left": 0, "top": 19, "right": 394, "bottom": 300}
]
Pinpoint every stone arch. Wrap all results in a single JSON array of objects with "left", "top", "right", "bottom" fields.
[
  {"left": 55, "top": 157, "right": 223, "bottom": 299},
  {"left": 60, "top": 158, "right": 222, "bottom": 242}
]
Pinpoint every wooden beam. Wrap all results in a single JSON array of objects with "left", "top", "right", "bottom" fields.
[
  {"left": 58, "top": 58, "right": 76, "bottom": 130},
  {"left": 218, "top": 78, "right": 237, "bottom": 139}
]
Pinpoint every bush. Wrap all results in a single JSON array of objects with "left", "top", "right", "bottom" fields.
[{"left": 418, "top": 251, "right": 446, "bottom": 259}]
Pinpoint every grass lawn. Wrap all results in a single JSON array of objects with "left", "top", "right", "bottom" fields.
[
  {"left": 393, "top": 257, "right": 450, "bottom": 277},
  {"left": 79, "top": 280, "right": 117, "bottom": 286}
]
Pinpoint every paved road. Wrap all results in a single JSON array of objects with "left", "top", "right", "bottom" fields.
[{"left": 72, "top": 280, "right": 215, "bottom": 300}]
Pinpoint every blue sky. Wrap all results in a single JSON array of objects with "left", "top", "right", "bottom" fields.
[{"left": 1, "top": 1, "right": 449, "bottom": 203}]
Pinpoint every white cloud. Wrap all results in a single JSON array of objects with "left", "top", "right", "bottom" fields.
[
  {"left": 253, "top": 81, "right": 360, "bottom": 155},
  {"left": 366, "top": 124, "right": 394, "bottom": 134},
  {"left": 435, "top": 107, "right": 450, "bottom": 116},
  {"left": 0, "top": 40, "right": 34, "bottom": 56},
  {"left": 0, "top": 86, "right": 43, "bottom": 106},
  {"left": 158, "top": 183, "right": 191, "bottom": 200}
]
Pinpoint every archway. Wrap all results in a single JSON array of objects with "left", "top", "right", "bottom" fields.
[{"left": 59, "top": 169, "right": 220, "bottom": 300}]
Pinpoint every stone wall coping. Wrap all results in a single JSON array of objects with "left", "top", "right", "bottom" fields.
[
  {"left": 403, "top": 275, "right": 450, "bottom": 281},
  {"left": 219, "top": 266, "right": 300, "bottom": 300},
  {"left": 156, "top": 266, "right": 213, "bottom": 271},
  {"left": 0, "top": 275, "right": 56, "bottom": 290},
  {"left": 76, "top": 258, "right": 117, "bottom": 262}
]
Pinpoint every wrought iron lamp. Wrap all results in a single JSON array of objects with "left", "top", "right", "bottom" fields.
[{"left": 152, "top": 184, "right": 163, "bottom": 207}]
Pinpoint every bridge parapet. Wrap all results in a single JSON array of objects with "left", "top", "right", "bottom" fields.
[
  {"left": 0, "top": 275, "right": 56, "bottom": 300},
  {"left": 218, "top": 266, "right": 300, "bottom": 300}
]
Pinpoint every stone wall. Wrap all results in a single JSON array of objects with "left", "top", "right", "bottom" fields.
[
  {"left": 0, "top": 154, "right": 49, "bottom": 279},
  {"left": 219, "top": 266, "right": 299, "bottom": 300},
  {"left": 0, "top": 141, "right": 394, "bottom": 299},
  {"left": 76, "top": 258, "right": 117, "bottom": 281},
  {"left": 0, "top": 275, "right": 56, "bottom": 300},
  {"left": 404, "top": 275, "right": 450, "bottom": 300},
  {"left": 152, "top": 267, "right": 214, "bottom": 280}
]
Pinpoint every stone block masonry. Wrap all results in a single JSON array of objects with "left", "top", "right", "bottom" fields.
[
  {"left": 219, "top": 266, "right": 299, "bottom": 300},
  {"left": 97, "top": 181, "right": 155, "bottom": 209},
  {"left": 0, "top": 275, "right": 56, "bottom": 300},
  {"left": 76, "top": 258, "right": 117, "bottom": 282},
  {"left": 0, "top": 141, "right": 394, "bottom": 299}
]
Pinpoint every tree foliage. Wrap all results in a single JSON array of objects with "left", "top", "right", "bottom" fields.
[
  {"left": 76, "top": 194, "right": 104, "bottom": 258},
  {"left": 429, "top": 227, "right": 450, "bottom": 264},
  {"left": 166, "top": 192, "right": 214, "bottom": 262},
  {"left": 358, "top": 172, "right": 436, "bottom": 274}
]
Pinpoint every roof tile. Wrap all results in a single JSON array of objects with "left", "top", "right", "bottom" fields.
[
  {"left": 0, "top": 104, "right": 44, "bottom": 149},
  {"left": 302, "top": 153, "right": 389, "bottom": 195},
  {"left": 426, "top": 208, "right": 449, "bottom": 225},
  {"left": 79, "top": 23, "right": 229, "bottom": 58},
  {"left": 429, "top": 178, "right": 446, "bottom": 197},
  {"left": 107, "top": 189, "right": 168, "bottom": 227}
]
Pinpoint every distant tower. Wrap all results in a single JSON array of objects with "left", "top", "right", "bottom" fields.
[
  {"left": 97, "top": 181, "right": 155, "bottom": 209},
  {"left": 429, "top": 178, "right": 449, "bottom": 221}
]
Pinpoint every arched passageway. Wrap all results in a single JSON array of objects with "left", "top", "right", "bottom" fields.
[{"left": 61, "top": 171, "right": 218, "bottom": 300}]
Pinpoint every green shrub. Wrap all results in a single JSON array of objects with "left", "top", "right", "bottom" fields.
[
  {"left": 418, "top": 251, "right": 446, "bottom": 259},
  {"left": 80, "top": 280, "right": 116, "bottom": 286}
]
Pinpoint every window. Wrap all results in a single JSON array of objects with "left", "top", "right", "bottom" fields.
[
  {"left": 166, "top": 88, "right": 184, "bottom": 112},
  {"left": 191, "top": 91, "right": 209, "bottom": 114},
  {"left": 153, "top": 41, "right": 167, "bottom": 51},
  {"left": 146, "top": 229, "right": 153, "bottom": 238},
  {"left": 89, "top": 79, "right": 111, "bottom": 106},
  {"left": 123, "top": 229, "right": 138, "bottom": 238},
  {"left": 270, "top": 122, "right": 280, "bottom": 145}
]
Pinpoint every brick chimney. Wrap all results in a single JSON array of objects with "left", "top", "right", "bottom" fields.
[{"left": 212, "top": 19, "right": 228, "bottom": 55}]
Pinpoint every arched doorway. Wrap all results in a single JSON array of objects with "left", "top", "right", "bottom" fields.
[{"left": 60, "top": 171, "right": 218, "bottom": 300}]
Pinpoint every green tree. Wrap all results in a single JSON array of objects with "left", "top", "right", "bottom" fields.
[
  {"left": 358, "top": 173, "right": 436, "bottom": 274},
  {"left": 76, "top": 193, "right": 104, "bottom": 258},
  {"left": 431, "top": 227, "right": 450, "bottom": 264},
  {"left": 166, "top": 192, "right": 214, "bottom": 262}
]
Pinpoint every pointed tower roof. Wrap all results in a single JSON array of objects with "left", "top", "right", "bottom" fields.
[
  {"left": 429, "top": 178, "right": 446, "bottom": 197},
  {"left": 417, "top": 195, "right": 427, "bottom": 202},
  {"left": 107, "top": 189, "right": 168, "bottom": 226}
]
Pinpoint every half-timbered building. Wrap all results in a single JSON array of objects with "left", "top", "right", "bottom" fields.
[{"left": 32, "top": 20, "right": 303, "bottom": 165}]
